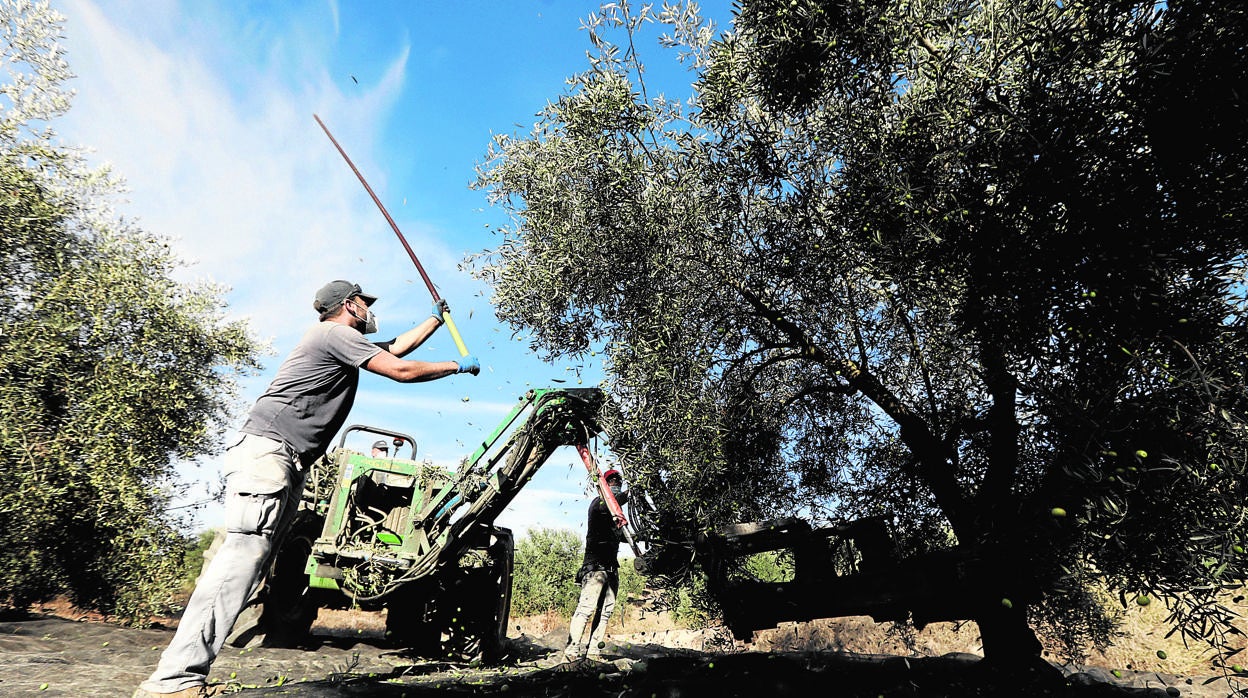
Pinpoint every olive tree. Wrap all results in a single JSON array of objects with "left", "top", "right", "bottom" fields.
[
  {"left": 511, "top": 527, "right": 583, "bottom": 617},
  {"left": 472, "top": 0, "right": 1246, "bottom": 665},
  {"left": 0, "top": 0, "right": 261, "bottom": 622}
]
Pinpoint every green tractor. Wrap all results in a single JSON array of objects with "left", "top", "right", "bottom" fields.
[{"left": 230, "top": 387, "right": 610, "bottom": 662}]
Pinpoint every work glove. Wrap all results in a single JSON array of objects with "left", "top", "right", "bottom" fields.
[
  {"left": 431, "top": 299, "right": 450, "bottom": 323},
  {"left": 456, "top": 355, "right": 480, "bottom": 376}
]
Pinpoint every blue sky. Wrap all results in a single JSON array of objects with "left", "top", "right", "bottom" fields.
[{"left": 52, "top": 0, "right": 734, "bottom": 539}]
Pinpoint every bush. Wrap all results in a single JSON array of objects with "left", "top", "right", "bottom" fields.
[
  {"left": 669, "top": 573, "right": 714, "bottom": 628},
  {"left": 617, "top": 558, "right": 646, "bottom": 602}
]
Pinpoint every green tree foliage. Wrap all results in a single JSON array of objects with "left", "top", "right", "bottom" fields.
[
  {"left": 511, "top": 527, "right": 583, "bottom": 617},
  {"left": 181, "top": 529, "right": 221, "bottom": 591},
  {"left": 473, "top": 0, "right": 1247, "bottom": 661},
  {"left": 0, "top": 1, "right": 261, "bottom": 623},
  {"left": 743, "top": 550, "right": 795, "bottom": 584}
]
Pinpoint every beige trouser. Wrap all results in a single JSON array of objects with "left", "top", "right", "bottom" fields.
[
  {"left": 139, "top": 434, "right": 305, "bottom": 693},
  {"left": 564, "top": 569, "right": 618, "bottom": 660}
]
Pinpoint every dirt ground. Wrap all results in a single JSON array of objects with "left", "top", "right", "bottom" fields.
[{"left": 2, "top": 608, "right": 1245, "bottom": 698}]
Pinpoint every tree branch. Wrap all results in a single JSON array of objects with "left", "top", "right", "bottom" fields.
[{"left": 723, "top": 272, "right": 973, "bottom": 534}]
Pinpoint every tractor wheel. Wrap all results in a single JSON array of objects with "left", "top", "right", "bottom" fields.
[
  {"left": 477, "top": 528, "right": 514, "bottom": 664},
  {"left": 433, "top": 528, "right": 514, "bottom": 664},
  {"left": 254, "top": 511, "right": 322, "bottom": 647},
  {"left": 384, "top": 583, "right": 439, "bottom": 654}
]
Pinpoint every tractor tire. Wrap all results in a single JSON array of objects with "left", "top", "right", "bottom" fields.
[
  {"left": 246, "top": 511, "right": 322, "bottom": 648},
  {"left": 478, "top": 528, "right": 514, "bottom": 664},
  {"left": 384, "top": 583, "right": 439, "bottom": 654},
  {"left": 432, "top": 528, "right": 514, "bottom": 664}
]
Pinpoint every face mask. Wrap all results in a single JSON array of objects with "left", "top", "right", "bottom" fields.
[
  {"left": 609, "top": 485, "right": 622, "bottom": 497},
  {"left": 347, "top": 301, "right": 379, "bottom": 335}
]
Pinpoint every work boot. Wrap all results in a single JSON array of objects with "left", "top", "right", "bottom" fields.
[{"left": 132, "top": 684, "right": 226, "bottom": 697}]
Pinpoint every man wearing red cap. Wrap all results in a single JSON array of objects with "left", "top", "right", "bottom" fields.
[
  {"left": 136, "top": 280, "right": 478, "bottom": 698},
  {"left": 563, "top": 468, "right": 628, "bottom": 662}
]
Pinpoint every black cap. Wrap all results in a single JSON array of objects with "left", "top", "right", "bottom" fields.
[{"left": 313, "top": 280, "right": 378, "bottom": 313}]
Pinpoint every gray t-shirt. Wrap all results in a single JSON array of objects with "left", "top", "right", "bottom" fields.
[{"left": 241, "top": 321, "right": 384, "bottom": 466}]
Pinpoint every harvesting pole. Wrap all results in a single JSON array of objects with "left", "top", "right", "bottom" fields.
[
  {"left": 576, "top": 444, "right": 643, "bottom": 558},
  {"left": 313, "top": 113, "right": 469, "bottom": 356}
]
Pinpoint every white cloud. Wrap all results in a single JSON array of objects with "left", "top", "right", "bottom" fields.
[
  {"left": 57, "top": 0, "right": 437, "bottom": 347},
  {"left": 53, "top": 0, "right": 596, "bottom": 535}
]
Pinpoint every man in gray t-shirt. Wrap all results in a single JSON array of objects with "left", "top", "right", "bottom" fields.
[
  {"left": 242, "top": 321, "right": 388, "bottom": 468},
  {"left": 137, "top": 280, "right": 479, "bottom": 698}
]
